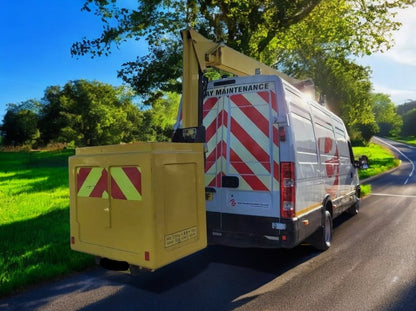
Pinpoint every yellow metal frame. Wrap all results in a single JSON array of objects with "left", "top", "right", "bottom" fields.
[{"left": 180, "top": 28, "right": 300, "bottom": 128}]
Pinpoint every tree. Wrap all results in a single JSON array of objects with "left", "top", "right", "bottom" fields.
[
  {"left": 38, "top": 85, "right": 69, "bottom": 145},
  {"left": 352, "top": 122, "right": 379, "bottom": 146},
  {"left": 261, "top": 0, "right": 416, "bottom": 144},
  {"left": 396, "top": 100, "right": 416, "bottom": 137},
  {"left": 72, "top": 0, "right": 414, "bottom": 105},
  {"left": 371, "top": 93, "right": 402, "bottom": 136},
  {"left": 1, "top": 102, "right": 40, "bottom": 146},
  {"left": 71, "top": 0, "right": 323, "bottom": 103},
  {"left": 402, "top": 108, "right": 416, "bottom": 136},
  {"left": 0, "top": 80, "right": 181, "bottom": 148},
  {"left": 137, "top": 92, "right": 181, "bottom": 141},
  {"left": 270, "top": 0, "right": 415, "bottom": 117},
  {"left": 397, "top": 100, "right": 416, "bottom": 116},
  {"left": 39, "top": 80, "right": 144, "bottom": 146}
]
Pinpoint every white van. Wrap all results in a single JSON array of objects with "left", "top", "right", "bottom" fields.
[{"left": 196, "top": 74, "right": 360, "bottom": 250}]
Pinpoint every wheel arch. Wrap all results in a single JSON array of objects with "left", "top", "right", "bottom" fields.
[{"left": 323, "top": 194, "right": 333, "bottom": 217}]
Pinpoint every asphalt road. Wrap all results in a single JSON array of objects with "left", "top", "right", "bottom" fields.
[{"left": 1, "top": 137, "right": 416, "bottom": 311}]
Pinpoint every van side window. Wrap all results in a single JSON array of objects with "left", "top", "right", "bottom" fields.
[
  {"left": 334, "top": 126, "right": 353, "bottom": 177},
  {"left": 334, "top": 127, "right": 350, "bottom": 162},
  {"left": 314, "top": 118, "right": 339, "bottom": 179},
  {"left": 290, "top": 110, "right": 318, "bottom": 179}
]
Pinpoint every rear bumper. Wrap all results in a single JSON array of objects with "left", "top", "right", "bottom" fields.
[
  {"left": 206, "top": 210, "right": 321, "bottom": 249},
  {"left": 207, "top": 227, "right": 297, "bottom": 248}
]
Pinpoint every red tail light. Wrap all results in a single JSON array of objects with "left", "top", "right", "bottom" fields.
[
  {"left": 280, "top": 162, "right": 296, "bottom": 218},
  {"left": 279, "top": 126, "right": 286, "bottom": 142}
]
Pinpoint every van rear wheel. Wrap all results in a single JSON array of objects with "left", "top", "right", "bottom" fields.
[{"left": 310, "top": 210, "right": 332, "bottom": 251}]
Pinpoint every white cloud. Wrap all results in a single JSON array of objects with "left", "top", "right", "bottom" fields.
[
  {"left": 380, "top": 7, "right": 416, "bottom": 66},
  {"left": 372, "top": 83, "right": 416, "bottom": 104},
  {"left": 356, "top": 6, "right": 416, "bottom": 104}
]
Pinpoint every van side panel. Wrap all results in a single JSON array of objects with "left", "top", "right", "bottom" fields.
[
  {"left": 312, "top": 105, "right": 358, "bottom": 216},
  {"left": 333, "top": 121, "right": 359, "bottom": 215},
  {"left": 285, "top": 89, "right": 322, "bottom": 217},
  {"left": 314, "top": 111, "right": 340, "bottom": 199}
]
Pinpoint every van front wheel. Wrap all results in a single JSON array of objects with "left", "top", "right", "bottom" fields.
[
  {"left": 347, "top": 200, "right": 360, "bottom": 215},
  {"left": 310, "top": 210, "right": 332, "bottom": 251}
]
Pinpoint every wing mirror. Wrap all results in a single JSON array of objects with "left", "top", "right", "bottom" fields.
[{"left": 355, "top": 155, "right": 369, "bottom": 169}]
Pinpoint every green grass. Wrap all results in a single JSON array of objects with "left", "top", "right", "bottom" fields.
[
  {"left": 353, "top": 142, "right": 400, "bottom": 181},
  {"left": 352, "top": 140, "right": 402, "bottom": 198},
  {"left": 0, "top": 150, "right": 94, "bottom": 297},
  {"left": 359, "top": 184, "right": 371, "bottom": 197},
  {"left": 389, "top": 136, "right": 416, "bottom": 147}
]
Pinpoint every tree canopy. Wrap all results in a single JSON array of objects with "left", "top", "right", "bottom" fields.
[
  {"left": 3, "top": 1, "right": 415, "bottom": 147},
  {"left": 38, "top": 80, "right": 141, "bottom": 146},
  {"left": 401, "top": 109, "right": 416, "bottom": 136},
  {"left": 70, "top": 0, "right": 414, "bottom": 145},
  {"left": 371, "top": 93, "right": 402, "bottom": 136},
  {"left": 0, "top": 80, "right": 179, "bottom": 148},
  {"left": 397, "top": 100, "right": 416, "bottom": 136},
  {"left": 72, "top": 0, "right": 413, "bottom": 98},
  {"left": 1, "top": 102, "right": 40, "bottom": 146}
]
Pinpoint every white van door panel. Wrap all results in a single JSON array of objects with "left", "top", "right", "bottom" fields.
[
  {"left": 288, "top": 104, "right": 322, "bottom": 216},
  {"left": 203, "top": 78, "right": 280, "bottom": 218}
]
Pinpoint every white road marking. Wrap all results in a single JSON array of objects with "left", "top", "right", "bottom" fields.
[
  {"left": 371, "top": 193, "right": 416, "bottom": 198},
  {"left": 372, "top": 137, "right": 415, "bottom": 185}
]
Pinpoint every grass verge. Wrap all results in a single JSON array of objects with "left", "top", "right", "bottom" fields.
[
  {"left": 0, "top": 150, "right": 94, "bottom": 297},
  {"left": 359, "top": 184, "right": 372, "bottom": 197},
  {"left": 388, "top": 136, "right": 416, "bottom": 147},
  {"left": 353, "top": 142, "right": 400, "bottom": 181}
]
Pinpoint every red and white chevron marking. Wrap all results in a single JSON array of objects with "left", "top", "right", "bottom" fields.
[
  {"left": 204, "top": 96, "right": 225, "bottom": 188},
  {"left": 203, "top": 90, "right": 280, "bottom": 191}
]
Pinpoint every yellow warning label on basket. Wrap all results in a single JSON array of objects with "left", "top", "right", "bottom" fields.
[{"left": 165, "top": 227, "right": 197, "bottom": 248}]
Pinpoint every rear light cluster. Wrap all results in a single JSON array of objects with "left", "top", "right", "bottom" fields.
[{"left": 280, "top": 162, "right": 296, "bottom": 218}]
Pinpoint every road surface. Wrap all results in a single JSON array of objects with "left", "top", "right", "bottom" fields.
[{"left": 1, "top": 137, "right": 416, "bottom": 311}]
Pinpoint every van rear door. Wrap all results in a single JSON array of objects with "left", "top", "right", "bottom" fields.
[{"left": 204, "top": 76, "right": 280, "bottom": 219}]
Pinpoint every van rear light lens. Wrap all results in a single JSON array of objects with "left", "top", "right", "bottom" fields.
[
  {"left": 280, "top": 162, "right": 296, "bottom": 218},
  {"left": 279, "top": 126, "right": 286, "bottom": 141}
]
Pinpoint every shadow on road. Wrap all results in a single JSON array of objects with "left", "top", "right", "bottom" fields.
[
  {"left": 385, "top": 281, "right": 416, "bottom": 311},
  {"left": 1, "top": 212, "right": 359, "bottom": 311},
  {"left": 77, "top": 244, "right": 319, "bottom": 311}
]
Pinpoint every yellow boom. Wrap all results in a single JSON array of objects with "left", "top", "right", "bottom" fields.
[{"left": 180, "top": 28, "right": 301, "bottom": 129}]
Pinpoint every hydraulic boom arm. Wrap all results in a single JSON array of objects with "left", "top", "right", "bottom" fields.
[{"left": 180, "top": 28, "right": 302, "bottom": 132}]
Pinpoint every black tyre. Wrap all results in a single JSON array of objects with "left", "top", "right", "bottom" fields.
[
  {"left": 347, "top": 199, "right": 360, "bottom": 215},
  {"left": 310, "top": 209, "right": 333, "bottom": 251}
]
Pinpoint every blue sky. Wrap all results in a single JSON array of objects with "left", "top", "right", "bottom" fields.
[
  {"left": 0, "top": 0, "right": 146, "bottom": 120},
  {"left": 357, "top": 7, "right": 416, "bottom": 105},
  {"left": 1, "top": 2, "right": 415, "bottom": 121}
]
